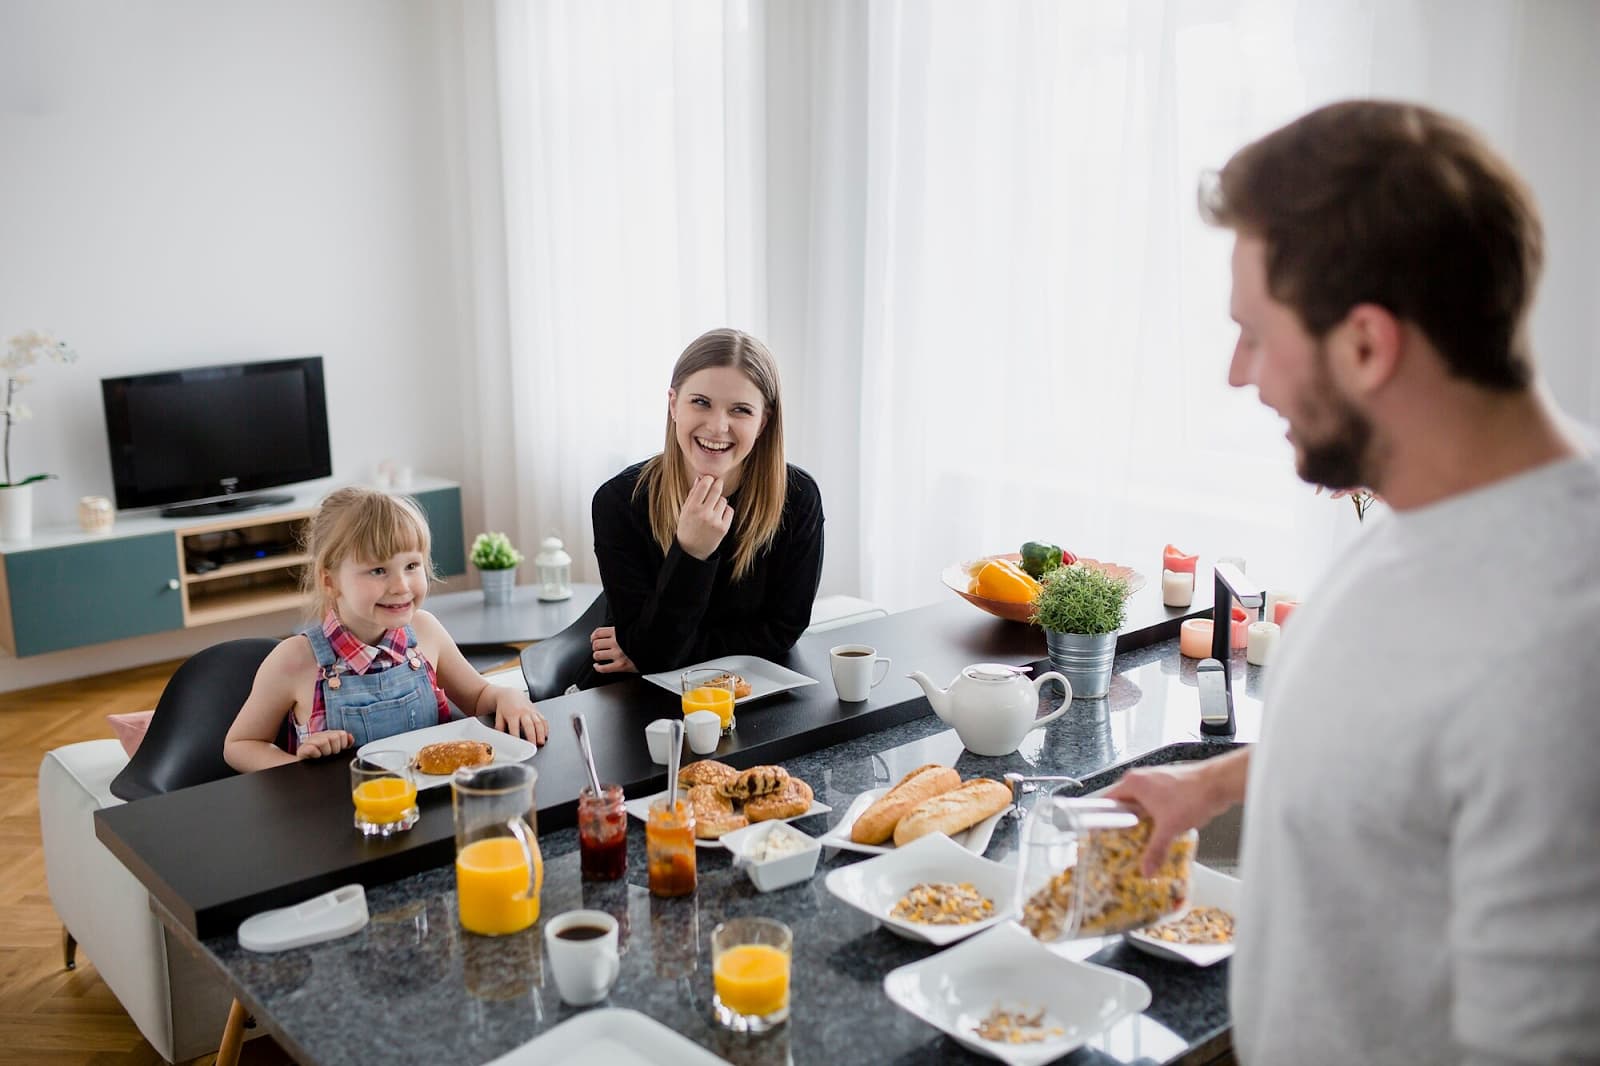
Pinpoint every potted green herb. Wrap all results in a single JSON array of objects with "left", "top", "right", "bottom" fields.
[
  {"left": 1030, "top": 564, "right": 1129, "bottom": 699},
  {"left": 470, "top": 531, "right": 524, "bottom": 605}
]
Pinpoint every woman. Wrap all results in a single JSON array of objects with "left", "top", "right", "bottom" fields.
[{"left": 588, "top": 328, "right": 824, "bottom": 677}]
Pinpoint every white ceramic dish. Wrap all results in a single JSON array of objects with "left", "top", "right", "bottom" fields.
[
  {"left": 1124, "top": 862, "right": 1240, "bottom": 967},
  {"left": 483, "top": 1007, "right": 728, "bottom": 1065},
  {"left": 721, "top": 821, "right": 822, "bottom": 892},
  {"left": 824, "top": 833, "right": 1016, "bottom": 946},
  {"left": 354, "top": 717, "right": 538, "bottom": 791},
  {"left": 622, "top": 788, "right": 832, "bottom": 850},
  {"left": 816, "top": 785, "right": 1012, "bottom": 857},
  {"left": 640, "top": 654, "right": 818, "bottom": 705},
  {"left": 883, "top": 920, "right": 1152, "bottom": 1065}
]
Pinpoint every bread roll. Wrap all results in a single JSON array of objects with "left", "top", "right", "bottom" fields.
[
  {"left": 892, "top": 778, "right": 1012, "bottom": 847},
  {"left": 412, "top": 740, "right": 494, "bottom": 776},
  {"left": 745, "top": 777, "right": 813, "bottom": 822},
  {"left": 849, "top": 764, "right": 961, "bottom": 844},
  {"left": 678, "top": 759, "right": 739, "bottom": 790}
]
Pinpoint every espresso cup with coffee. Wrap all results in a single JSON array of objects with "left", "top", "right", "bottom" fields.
[
  {"left": 544, "top": 909, "right": 621, "bottom": 1005},
  {"left": 829, "top": 644, "right": 892, "bottom": 703}
]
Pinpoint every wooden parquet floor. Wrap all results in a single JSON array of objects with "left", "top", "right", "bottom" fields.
[{"left": 0, "top": 660, "right": 294, "bottom": 1066}]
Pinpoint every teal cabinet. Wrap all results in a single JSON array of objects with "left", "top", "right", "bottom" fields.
[
  {"left": 413, "top": 487, "right": 465, "bottom": 577},
  {"left": 4, "top": 532, "right": 185, "bottom": 656}
]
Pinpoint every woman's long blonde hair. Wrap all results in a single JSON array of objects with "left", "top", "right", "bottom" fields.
[
  {"left": 302, "top": 486, "right": 434, "bottom": 620},
  {"left": 636, "top": 328, "right": 787, "bottom": 582}
]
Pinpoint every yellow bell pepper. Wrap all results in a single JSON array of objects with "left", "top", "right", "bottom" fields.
[{"left": 969, "top": 558, "right": 1041, "bottom": 603}]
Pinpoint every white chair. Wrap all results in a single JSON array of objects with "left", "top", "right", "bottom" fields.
[
  {"left": 805, "top": 594, "right": 889, "bottom": 633},
  {"left": 39, "top": 740, "right": 242, "bottom": 1064}
]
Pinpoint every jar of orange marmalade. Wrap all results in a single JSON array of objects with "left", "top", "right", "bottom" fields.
[{"left": 646, "top": 796, "right": 697, "bottom": 898}]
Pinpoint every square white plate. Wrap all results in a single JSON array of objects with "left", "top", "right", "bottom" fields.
[
  {"left": 640, "top": 654, "right": 818, "bottom": 705},
  {"left": 883, "top": 920, "right": 1151, "bottom": 1065},
  {"left": 824, "top": 833, "right": 1016, "bottom": 945},
  {"left": 623, "top": 788, "right": 832, "bottom": 850},
  {"left": 484, "top": 1007, "right": 728, "bottom": 1065},
  {"left": 816, "top": 785, "right": 1012, "bottom": 857},
  {"left": 1124, "top": 862, "right": 1240, "bottom": 967},
  {"left": 354, "top": 717, "right": 538, "bottom": 791}
]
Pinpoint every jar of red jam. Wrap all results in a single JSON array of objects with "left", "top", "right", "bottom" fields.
[{"left": 578, "top": 784, "right": 628, "bottom": 882}]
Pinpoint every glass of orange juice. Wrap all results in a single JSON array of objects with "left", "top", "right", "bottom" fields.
[
  {"left": 682, "top": 668, "right": 737, "bottom": 734},
  {"left": 452, "top": 763, "right": 544, "bottom": 936},
  {"left": 711, "top": 917, "right": 791, "bottom": 1032},
  {"left": 350, "top": 751, "right": 418, "bottom": 836}
]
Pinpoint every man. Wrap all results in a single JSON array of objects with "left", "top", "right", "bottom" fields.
[{"left": 1108, "top": 101, "right": 1600, "bottom": 1064}]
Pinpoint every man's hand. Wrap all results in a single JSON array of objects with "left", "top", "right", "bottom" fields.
[
  {"left": 590, "top": 626, "right": 638, "bottom": 674},
  {"left": 296, "top": 730, "right": 355, "bottom": 760},
  {"left": 675, "top": 475, "right": 734, "bottom": 560},
  {"left": 1104, "top": 749, "right": 1250, "bottom": 875},
  {"left": 494, "top": 696, "right": 549, "bottom": 745}
]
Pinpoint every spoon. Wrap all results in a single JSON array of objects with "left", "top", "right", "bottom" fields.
[
  {"left": 571, "top": 713, "right": 603, "bottom": 798},
  {"left": 665, "top": 719, "right": 685, "bottom": 811}
]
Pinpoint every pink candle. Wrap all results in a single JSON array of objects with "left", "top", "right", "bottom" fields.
[
  {"left": 1273, "top": 600, "right": 1300, "bottom": 626},
  {"left": 1230, "top": 605, "right": 1252, "bottom": 649},
  {"left": 1179, "top": 619, "right": 1213, "bottom": 659}
]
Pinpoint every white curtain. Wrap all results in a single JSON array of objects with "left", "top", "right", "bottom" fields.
[{"left": 448, "top": 0, "right": 1600, "bottom": 607}]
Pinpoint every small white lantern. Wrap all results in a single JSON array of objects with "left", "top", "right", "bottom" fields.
[{"left": 534, "top": 536, "right": 573, "bottom": 602}]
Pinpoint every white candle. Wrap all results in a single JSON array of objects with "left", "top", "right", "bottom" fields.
[
  {"left": 1161, "top": 568, "right": 1194, "bottom": 607},
  {"left": 1263, "top": 589, "right": 1298, "bottom": 623},
  {"left": 1246, "top": 621, "right": 1280, "bottom": 666}
]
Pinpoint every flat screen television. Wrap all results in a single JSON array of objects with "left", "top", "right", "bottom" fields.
[{"left": 101, "top": 355, "right": 332, "bottom": 518}]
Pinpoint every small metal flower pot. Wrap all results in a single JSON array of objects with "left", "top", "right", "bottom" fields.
[{"left": 1043, "top": 629, "right": 1116, "bottom": 699}]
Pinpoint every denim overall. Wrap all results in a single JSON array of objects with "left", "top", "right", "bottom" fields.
[{"left": 302, "top": 623, "right": 436, "bottom": 748}]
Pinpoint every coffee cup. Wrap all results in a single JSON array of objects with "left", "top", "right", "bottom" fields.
[
  {"left": 645, "top": 718, "right": 679, "bottom": 764},
  {"left": 684, "top": 710, "right": 721, "bottom": 755},
  {"left": 544, "top": 909, "right": 621, "bottom": 1006},
  {"left": 829, "top": 644, "right": 892, "bottom": 703}
]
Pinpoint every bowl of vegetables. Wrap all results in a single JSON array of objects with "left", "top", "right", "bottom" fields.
[{"left": 942, "top": 543, "right": 1146, "bottom": 623}]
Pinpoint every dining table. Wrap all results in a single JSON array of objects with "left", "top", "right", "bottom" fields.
[{"left": 95, "top": 581, "right": 1271, "bottom": 1065}]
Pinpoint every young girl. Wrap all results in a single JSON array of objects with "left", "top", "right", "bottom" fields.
[
  {"left": 224, "top": 487, "right": 548, "bottom": 771},
  {"left": 588, "top": 328, "right": 825, "bottom": 677}
]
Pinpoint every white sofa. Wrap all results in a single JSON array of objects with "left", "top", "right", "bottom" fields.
[{"left": 39, "top": 740, "right": 242, "bottom": 1064}]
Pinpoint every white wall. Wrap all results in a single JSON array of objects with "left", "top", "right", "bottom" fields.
[{"left": 1, "top": 0, "right": 469, "bottom": 690}]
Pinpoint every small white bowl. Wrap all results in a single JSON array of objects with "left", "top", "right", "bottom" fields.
[
  {"left": 721, "top": 821, "right": 822, "bottom": 892},
  {"left": 824, "top": 832, "right": 1015, "bottom": 945}
]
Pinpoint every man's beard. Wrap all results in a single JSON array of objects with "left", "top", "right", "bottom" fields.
[{"left": 1295, "top": 344, "right": 1375, "bottom": 491}]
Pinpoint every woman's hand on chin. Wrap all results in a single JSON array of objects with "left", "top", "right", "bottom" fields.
[
  {"left": 591, "top": 626, "right": 639, "bottom": 674},
  {"left": 676, "top": 474, "right": 734, "bottom": 560}
]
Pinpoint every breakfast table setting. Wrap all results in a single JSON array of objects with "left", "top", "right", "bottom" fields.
[{"left": 95, "top": 555, "right": 1275, "bottom": 1065}]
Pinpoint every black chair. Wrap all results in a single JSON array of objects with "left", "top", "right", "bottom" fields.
[
  {"left": 110, "top": 638, "right": 278, "bottom": 802},
  {"left": 520, "top": 592, "right": 609, "bottom": 700}
]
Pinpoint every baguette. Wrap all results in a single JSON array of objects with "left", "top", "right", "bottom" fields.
[
  {"left": 892, "top": 778, "right": 1012, "bottom": 847},
  {"left": 850, "top": 764, "right": 962, "bottom": 844}
]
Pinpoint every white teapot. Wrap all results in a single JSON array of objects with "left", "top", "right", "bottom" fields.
[{"left": 907, "top": 664, "right": 1072, "bottom": 757}]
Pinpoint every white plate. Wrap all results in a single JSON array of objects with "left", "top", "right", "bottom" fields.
[
  {"left": 640, "top": 654, "right": 818, "bottom": 705},
  {"left": 883, "top": 920, "right": 1151, "bottom": 1065},
  {"left": 816, "top": 785, "right": 1012, "bottom": 857},
  {"left": 354, "top": 717, "right": 538, "bottom": 791},
  {"left": 484, "top": 1007, "right": 728, "bottom": 1065},
  {"left": 623, "top": 788, "right": 832, "bottom": 850},
  {"left": 1124, "top": 862, "right": 1240, "bottom": 967},
  {"left": 824, "top": 833, "right": 1016, "bottom": 946}
]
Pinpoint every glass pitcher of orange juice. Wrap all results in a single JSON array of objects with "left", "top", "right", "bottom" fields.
[
  {"left": 682, "top": 668, "right": 736, "bottom": 733},
  {"left": 452, "top": 764, "right": 543, "bottom": 936}
]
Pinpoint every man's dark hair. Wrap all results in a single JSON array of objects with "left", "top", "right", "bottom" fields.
[{"left": 1201, "top": 100, "right": 1543, "bottom": 390}]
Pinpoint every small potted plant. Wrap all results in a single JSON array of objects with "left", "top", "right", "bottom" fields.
[
  {"left": 1, "top": 330, "right": 78, "bottom": 543},
  {"left": 1030, "top": 564, "right": 1128, "bottom": 699},
  {"left": 470, "top": 531, "right": 524, "bottom": 605}
]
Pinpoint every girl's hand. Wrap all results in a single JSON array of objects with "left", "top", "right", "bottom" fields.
[
  {"left": 675, "top": 475, "right": 734, "bottom": 560},
  {"left": 591, "top": 626, "right": 638, "bottom": 674},
  {"left": 296, "top": 730, "right": 355, "bottom": 760},
  {"left": 494, "top": 697, "right": 549, "bottom": 745}
]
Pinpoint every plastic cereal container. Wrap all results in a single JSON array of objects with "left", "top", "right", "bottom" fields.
[{"left": 1016, "top": 795, "right": 1196, "bottom": 941}]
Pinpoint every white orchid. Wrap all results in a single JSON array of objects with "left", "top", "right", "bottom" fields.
[{"left": 3, "top": 330, "right": 79, "bottom": 488}]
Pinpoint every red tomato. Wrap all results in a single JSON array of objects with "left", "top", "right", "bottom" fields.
[
  {"left": 1163, "top": 544, "right": 1198, "bottom": 574},
  {"left": 1060, "top": 549, "right": 1078, "bottom": 566}
]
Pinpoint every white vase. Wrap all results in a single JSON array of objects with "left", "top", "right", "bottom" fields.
[
  {"left": 479, "top": 566, "right": 517, "bottom": 605},
  {"left": 0, "top": 483, "right": 33, "bottom": 543}
]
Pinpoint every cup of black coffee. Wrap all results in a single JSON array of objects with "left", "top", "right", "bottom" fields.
[
  {"left": 829, "top": 643, "right": 892, "bottom": 702},
  {"left": 544, "top": 910, "right": 620, "bottom": 1005}
]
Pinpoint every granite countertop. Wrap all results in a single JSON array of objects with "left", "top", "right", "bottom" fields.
[{"left": 192, "top": 640, "right": 1266, "bottom": 1065}]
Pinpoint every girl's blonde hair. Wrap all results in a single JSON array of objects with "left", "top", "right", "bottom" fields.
[
  {"left": 302, "top": 486, "right": 434, "bottom": 619},
  {"left": 636, "top": 328, "right": 787, "bottom": 583}
]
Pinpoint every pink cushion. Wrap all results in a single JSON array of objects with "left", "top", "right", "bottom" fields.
[{"left": 107, "top": 710, "right": 155, "bottom": 758}]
